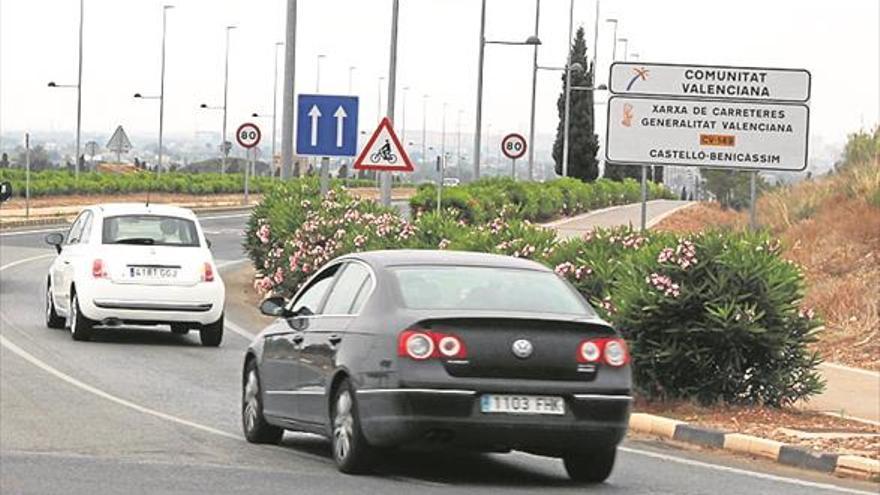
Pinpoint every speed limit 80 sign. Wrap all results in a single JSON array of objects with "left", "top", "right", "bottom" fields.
[
  {"left": 236, "top": 122, "right": 261, "bottom": 149},
  {"left": 501, "top": 133, "right": 527, "bottom": 160}
]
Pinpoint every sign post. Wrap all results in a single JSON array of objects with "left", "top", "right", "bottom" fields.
[
  {"left": 606, "top": 62, "right": 811, "bottom": 230},
  {"left": 236, "top": 122, "right": 262, "bottom": 205},
  {"left": 296, "top": 94, "right": 360, "bottom": 197},
  {"left": 501, "top": 133, "right": 527, "bottom": 181}
]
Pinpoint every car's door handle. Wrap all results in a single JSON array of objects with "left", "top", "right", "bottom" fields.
[{"left": 327, "top": 334, "right": 342, "bottom": 345}]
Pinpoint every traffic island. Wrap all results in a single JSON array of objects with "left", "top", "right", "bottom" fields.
[{"left": 629, "top": 403, "right": 880, "bottom": 481}]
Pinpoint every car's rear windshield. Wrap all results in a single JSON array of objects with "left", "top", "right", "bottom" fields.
[
  {"left": 102, "top": 215, "right": 200, "bottom": 247},
  {"left": 391, "top": 265, "right": 596, "bottom": 316}
]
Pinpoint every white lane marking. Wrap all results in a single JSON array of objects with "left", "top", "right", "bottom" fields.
[
  {"left": 820, "top": 362, "right": 880, "bottom": 379},
  {"left": 620, "top": 446, "right": 874, "bottom": 494},
  {"left": 225, "top": 319, "right": 258, "bottom": 341},
  {"left": 0, "top": 253, "right": 55, "bottom": 271},
  {"left": 199, "top": 213, "right": 251, "bottom": 221},
  {"left": 0, "top": 334, "right": 241, "bottom": 441},
  {"left": 217, "top": 259, "right": 249, "bottom": 270}
]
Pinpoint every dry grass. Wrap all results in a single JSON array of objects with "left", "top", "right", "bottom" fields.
[{"left": 655, "top": 161, "right": 880, "bottom": 371}]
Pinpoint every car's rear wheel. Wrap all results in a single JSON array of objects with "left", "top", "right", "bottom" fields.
[
  {"left": 199, "top": 314, "right": 223, "bottom": 347},
  {"left": 45, "top": 281, "right": 65, "bottom": 329},
  {"left": 242, "top": 360, "right": 283, "bottom": 444},
  {"left": 171, "top": 324, "right": 189, "bottom": 335},
  {"left": 69, "top": 293, "right": 94, "bottom": 342},
  {"left": 331, "top": 379, "right": 375, "bottom": 474},
  {"left": 562, "top": 446, "right": 617, "bottom": 483}
]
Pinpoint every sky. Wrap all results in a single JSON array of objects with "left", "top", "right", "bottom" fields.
[{"left": 1, "top": 0, "right": 878, "bottom": 156}]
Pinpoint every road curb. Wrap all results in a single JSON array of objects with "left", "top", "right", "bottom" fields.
[
  {"left": 629, "top": 412, "right": 880, "bottom": 481},
  {"left": 0, "top": 204, "right": 253, "bottom": 231}
]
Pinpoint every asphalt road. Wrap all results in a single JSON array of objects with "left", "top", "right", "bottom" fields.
[{"left": 0, "top": 211, "right": 876, "bottom": 495}]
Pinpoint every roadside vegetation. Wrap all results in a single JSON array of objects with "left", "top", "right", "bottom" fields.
[
  {"left": 656, "top": 127, "right": 880, "bottom": 371},
  {"left": 245, "top": 178, "right": 823, "bottom": 407},
  {"left": 0, "top": 168, "right": 389, "bottom": 198}
]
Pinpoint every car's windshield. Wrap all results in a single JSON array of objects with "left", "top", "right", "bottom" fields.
[
  {"left": 391, "top": 265, "right": 596, "bottom": 316},
  {"left": 102, "top": 215, "right": 200, "bottom": 247}
]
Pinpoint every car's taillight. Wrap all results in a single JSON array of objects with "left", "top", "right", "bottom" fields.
[
  {"left": 397, "top": 329, "right": 467, "bottom": 360},
  {"left": 577, "top": 337, "right": 629, "bottom": 367},
  {"left": 92, "top": 259, "right": 107, "bottom": 279},
  {"left": 202, "top": 262, "right": 214, "bottom": 282}
]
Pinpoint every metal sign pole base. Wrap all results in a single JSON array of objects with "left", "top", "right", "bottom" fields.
[
  {"left": 640, "top": 165, "right": 648, "bottom": 231},
  {"left": 320, "top": 157, "right": 330, "bottom": 197}
]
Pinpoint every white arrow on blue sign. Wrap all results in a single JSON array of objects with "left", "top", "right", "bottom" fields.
[{"left": 296, "top": 94, "right": 359, "bottom": 157}]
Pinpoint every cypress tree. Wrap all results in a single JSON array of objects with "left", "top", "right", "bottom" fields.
[{"left": 552, "top": 27, "right": 599, "bottom": 182}]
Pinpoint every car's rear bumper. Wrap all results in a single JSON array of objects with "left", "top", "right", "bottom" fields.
[
  {"left": 356, "top": 388, "right": 631, "bottom": 455},
  {"left": 78, "top": 279, "right": 224, "bottom": 325}
]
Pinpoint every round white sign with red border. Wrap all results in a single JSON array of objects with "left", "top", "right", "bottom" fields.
[
  {"left": 236, "top": 123, "right": 261, "bottom": 149},
  {"left": 501, "top": 133, "right": 527, "bottom": 160}
]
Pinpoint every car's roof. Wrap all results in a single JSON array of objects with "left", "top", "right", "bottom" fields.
[
  {"left": 86, "top": 203, "right": 197, "bottom": 219},
  {"left": 343, "top": 249, "right": 551, "bottom": 271}
]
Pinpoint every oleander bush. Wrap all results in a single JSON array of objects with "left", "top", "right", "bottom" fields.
[{"left": 245, "top": 179, "right": 823, "bottom": 406}]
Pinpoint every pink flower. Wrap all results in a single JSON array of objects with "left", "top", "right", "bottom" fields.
[
  {"left": 273, "top": 267, "right": 284, "bottom": 284},
  {"left": 353, "top": 235, "right": 367, "bottom": 248},
  {"left": 438, "top": 239, "right": 451, "bottom": 250},
  {"left": 257, "top": 224, "right": 271, "bottom": 244}
]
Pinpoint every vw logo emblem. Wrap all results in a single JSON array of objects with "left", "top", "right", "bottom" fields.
[{"left": 511, "top": 339, "right": 533, "bottom": 359}]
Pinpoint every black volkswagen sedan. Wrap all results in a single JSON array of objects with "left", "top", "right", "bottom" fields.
[{"left": 242, "top": 250, "right": 632, "bottom": 482}]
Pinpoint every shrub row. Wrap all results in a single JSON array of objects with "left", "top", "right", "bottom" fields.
[
  {"left": 246, "top": 179, "right": 823, "bottom": 406},
  {"left": 410, "top": 177, "right": 675, "bottom": 223},
  {"left": 0, "top": 169, "right": 402, "bottom": 197}
]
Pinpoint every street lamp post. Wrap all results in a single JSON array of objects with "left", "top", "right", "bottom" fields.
[
  {"left": 221, "top": 25, "right": 236, "bottom": 173},
  {"left": 272, "top": 42, "right": 284, "bottom": 175},
  {"left": 316, "top": 54, "right": 326, "bottom": 92},
  {"left": 526, "top": 0, "right": 540, "bottom": 182},
  {"left": 379, "top": 0, "right": 400, "bottom": 207},
  {"left": 48, "top": 0, "right": 85, "bottom": 178},
  {"left": 473, "top": 2, "right": 540, "bottom": 181},
  {"left": 156, "top": 5, "right": 173, "bottom": 174},
  {"left": 561, "top": 0, "right": 574, "bottom": 177},
  {"left": 280, "top": 0, "right": 298, "bottom": 179},
  {"left": 618, "top": 37, "right": 629, "bottom": 61},
  {"left": 606, "top": 19, "right": 619, "bottom": 61},
  {"left": 348, "top": 65, "right": 356, "bottom": 94}
]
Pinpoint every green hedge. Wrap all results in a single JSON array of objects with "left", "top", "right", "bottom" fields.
[
  {"left": 245, "top": 180, "right": 823, "bottom": 406},
  {"left": 0, "top": 169, "right": 408, "bottom": 198},
  {"left": 410, "top": 177, "right": 675, "bottom": 223}
]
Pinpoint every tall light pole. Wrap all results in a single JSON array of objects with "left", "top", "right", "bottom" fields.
[
  {"left": 456, "top": 109, "right": 463, "bottom": 175},
  {"left": 221, "top": 25, "right": 236, "bottom": 174},
  {"left": 527, "top": 0, "right": 540, "bottom": 182},
  {"left": 441, "top": 102, "right": 447, "bottom": 176},
  {"left": 472, "top": 0, "right": 487, "bottom": 181},
  {"left": 422, "top": 94, "right": 429, "bottom": 172},
  {"left": 316, "top": 54, "right": 326, "bottom": 92},
  {"left": 592, "top": 0, "right": 600, "bottom": 69},
  {"left": 133, "top": 4, "right": 173, "bottom": 175},
  {"left": 379, "top": 0, "right": 400, "bottom": 207},
  {"left": 48, "top": 0, "right": 85, "bottom": 177},
  {"left": 473, "top": 0, "right": 541, "bottom": 182},
  {"left": 348, "top": 65, "right": 356, "bottom": 94},
  {"left": 377, "top": 77, "right": 385, "bottom": 123},
  {"left": 280, "top": 0, "right": 298, "bottom": 179},
  {"left": 272, "top": 41, "right": 284, "bottom": 175},
  {"left": 561, "top": 0, "right": 574, "bottom": 177},
  {"left": 606, "top": 19, "right": 619, "bottom": 61},
  {"left": 618, "top": 37, "right": 629, "bottom": 61}
]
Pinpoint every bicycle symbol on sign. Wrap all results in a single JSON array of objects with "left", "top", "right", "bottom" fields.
[{"left": 370, "top": 139, "right": 397, "bottom": 163}]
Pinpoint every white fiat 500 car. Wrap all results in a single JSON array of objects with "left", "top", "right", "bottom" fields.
[{"left": 44, "top": 203, "right": 225, "bottom": 346}]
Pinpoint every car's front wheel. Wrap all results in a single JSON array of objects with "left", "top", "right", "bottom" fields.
[
  {"left": 242, "top": 360, "right": 283, "bottom": 444},
  {"left": 45, "top": 281, "right": 65, "bottom": 329},
  {"left": 331, "top": 379, "right": 375, "bottom": 474},
  {"left": 562, "top": 446, "right": 617, "bottom": 483},
  {"left": 199, "top": 314, "right": 223, "bottom": 347},
  {"left": 69, "top": 293, "right": 94, "bottom": 342}
]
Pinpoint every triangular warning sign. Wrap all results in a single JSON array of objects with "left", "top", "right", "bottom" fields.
[
  {"left": 105, "top": 125, "right": 132, "bottom": 154},
  {"left": 353, "top": 117, "right": 414, "bottom": 172}
]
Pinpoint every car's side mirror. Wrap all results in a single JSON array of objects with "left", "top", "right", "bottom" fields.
[
  {"left": 45, "top": 232, "right": 64, "bottom": 254},
  {"left": 259, "top": 296, "right": 289, "bottom": 317}
]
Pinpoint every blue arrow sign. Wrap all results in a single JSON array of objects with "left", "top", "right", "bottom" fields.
[{"left": 296, "top": 94, "right": 359, "bottom": 157}]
